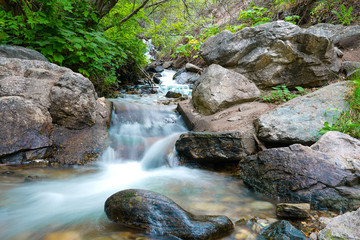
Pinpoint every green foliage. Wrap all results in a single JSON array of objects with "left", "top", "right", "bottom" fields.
[
  {"left": 260, "top": 85, "right": 308, "bottom": 103},
  {"left": 284, "top": 15, "right": 300, "bottom": 24},
  {"left": 320, "top": 77, "right": 360, "bottom": 138},
  {"left": 331, "top": 4, "right": 355, "bottom": 25},
  {"left": 238, "top": 6, "right": 272, "bottom": 27}
]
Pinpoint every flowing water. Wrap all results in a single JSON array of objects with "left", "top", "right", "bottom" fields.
[{"left": 0, "top": 70, "right": 276, "bottom": 240}]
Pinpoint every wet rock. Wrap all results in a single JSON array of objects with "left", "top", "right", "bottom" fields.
[
  {"left": 192, "top": 64, "right": 260, "bottom": 115},
  {"left": 185, "top": 63, "right": 202, "bottom": 73},
  {"left": 239, "top": 144, "right": 360, "bottom": 211},
  {"left": 318, "top": 207, "right": 360, "bottom": 240},
  {"left": 255, "top": 81, "right": 349, "bottom": 145},
  {"left": 50, "top": 73, "right": 97, "bottom": 129},
  {"left": 276, "top": 203, "right": 310, "bottom": 219},
  {"left": 201, "top": 21, "right": 340, "bottom": 89},
  {"left": 257, "top": 220, "right": 309, "bottom": 240},
  {"left": 105, "top": 189, "right": 234, "bottom": 240},
  {"left": 165, "top": 91, "right": 182, "bottom": 98},
  {"left": 0, "top": 96, "right": 52, "bottom": 160},
  {"left": 175, "top": 132, "right": 256, "bottom": 165},
  {"left": 311, "top": 131, "right": 360, "bottom": 160},
  {"left": 0, "top": 45, "right": 48, "bottom": 61}
]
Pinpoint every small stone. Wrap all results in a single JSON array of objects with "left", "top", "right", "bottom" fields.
[
  {"left": 165, "top": 91, "right": 182, "bottom": 98},
  {"left": 276, "top": 203, "right": 311, "bottom": 219}
]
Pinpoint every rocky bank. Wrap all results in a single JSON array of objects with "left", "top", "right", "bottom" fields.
[{"left": 0, "top": 45, "right": 112, "bottom": 166}]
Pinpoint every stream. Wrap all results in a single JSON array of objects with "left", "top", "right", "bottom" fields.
[{"left": 0, "top": 70, "right": 276, "bottom": 240}]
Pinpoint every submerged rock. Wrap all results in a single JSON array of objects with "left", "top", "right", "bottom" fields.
[
  {"left": 255, "top": 81, "right": 349, "bottom": 145},
  {"left": 104, "top": 189, "right": 234, "bottom": 240},
  {"left": 318, "top": 207, "right": 360, "bottom": 240},
  {"left": 192, "top": 64, "right": 260, "bottom": 115},
  {"left": 257, "top": 220, "right": 309, "bottom": 240}
]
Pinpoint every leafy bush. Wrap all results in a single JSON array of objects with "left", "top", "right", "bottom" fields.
[
  {"left": 238, "top": 6, "right": 272, "bottom": 27},
  {"left": 0, "top": 0, "right": 147, "bottom": 96},
  {"left": 332, "top": 4, "right": 355, "bottom": 25}
]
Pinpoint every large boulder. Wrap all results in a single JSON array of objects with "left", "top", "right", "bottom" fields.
[
  {"left": 175, "top": 132, "right": 256, "bottom": 166},
  {"left": 318, "top": 207, "right": 360, "bottom": 240},
  {"left": 200, "top": 21, "right": 341, "bottom": 89},
  {"left": 105, "top": 189, "right": 234, "bottom": 240},
  {"left": 238, "top": 142, "right": 360, "bottom": 211},
  {"left": 255, "top": 81, "right": 349, "bottom": 145},
  {"left": 192, "top": 64, "right": 260, "bottom": 115},
  {"left": 0, "top": 45, "right": 48, "bottom": 61},
  {"left": 49, "top": 73, "right": 97, "bottom": 129},
  {"left": 0, "top": 49, "right": 111, "bottom": 166},
  {"left": 0, "top": 96, "right": 52, "bottom": 163}
]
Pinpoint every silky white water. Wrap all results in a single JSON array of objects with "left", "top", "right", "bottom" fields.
[{"left": 0, "top": 70, "right": 275, "bottom": 240}]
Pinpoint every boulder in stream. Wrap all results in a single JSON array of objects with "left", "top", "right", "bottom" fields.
[
  {"left": 105, "top": 189, "right": 234, "bottom": 240},
  {"left": 175, "top": 132, "right": 256, "bottom": 167}
]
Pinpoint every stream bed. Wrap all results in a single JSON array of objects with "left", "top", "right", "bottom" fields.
[{"left": 0, "top": 70, "right": 277, "bottom": 240}]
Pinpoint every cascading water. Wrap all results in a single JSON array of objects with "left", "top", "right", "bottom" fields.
[{"left": 0, "top": 70, "right": 276, "bottom": 240}]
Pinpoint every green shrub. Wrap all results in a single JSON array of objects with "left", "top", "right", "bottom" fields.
[{"left": 260, "top": 85, "right": 308, "bottom": 103}]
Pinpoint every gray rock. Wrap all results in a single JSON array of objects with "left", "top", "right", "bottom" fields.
[
  {"left": 309, "top": 24, "right": 360, "bottom": 49},
  {"left": 342, "top": 61, "right": 360, "bottom": 78},
  {"left": 0, "top": 96, "right": 52, "bottom": 159},
  {"left": 276, "top": 203, "right": 310, "bottom": 219},
  {"left": 185, "top": 63, "right": 202, "bottom": 73},
  {"left": 192, "top": 64, "right": 260, "bottom": 115},
  {"left": 318, "top": 207, "right": 360, "bottom": 240},
  {"left": 257, "top": 220, "right": 309, "bottom": 240},
  {"left": 49, "top": 73, "right": 97, "bottom": 129},
  {"left": 255, "top": 81, "right": 349, "bottom": 145},
  {"left": 200, "top": 21, "right": 340, "bottom": 89},
  {"left": 239, "top": 144, "right": 360, "bottom": 211},
  {"left": 311, "top": 131, "right": 360, "bottom": 160},
  {"left": 175, "top": 132, "right": 256, "bottom": 165},
  {"left": 0, "top": 45, "right": 48, "bottom": 61},
  {"left": 174, "top": 71, "right": 199, "bottom": 84},
  {"left": 105, "top": 189, "right": 234, "bottom": 240},
  {"left": 162, "top": 61, "right": 173, "bottom": 69}
]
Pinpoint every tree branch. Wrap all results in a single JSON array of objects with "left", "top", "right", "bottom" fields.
[{"left": 144, "top": 0, "right": 171, "bottom": 9}]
